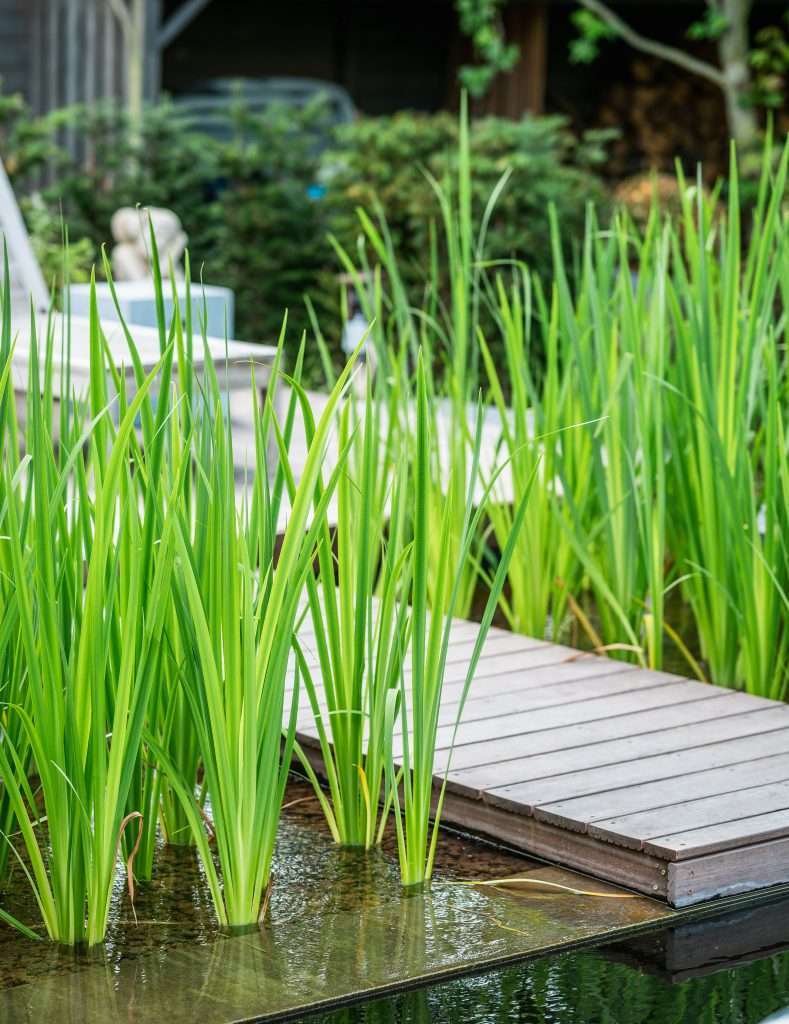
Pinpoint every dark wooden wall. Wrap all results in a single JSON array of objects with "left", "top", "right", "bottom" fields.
[
  {"left": 0, "top": 0, "right": 28, "bottom": 98},
  {"left": 162, "top": 0, "right": 459, "bottom": 115}
]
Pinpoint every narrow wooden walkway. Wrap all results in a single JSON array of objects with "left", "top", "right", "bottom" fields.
[{"left": 293, "top": 617, "right": 789, "bottom": 908}]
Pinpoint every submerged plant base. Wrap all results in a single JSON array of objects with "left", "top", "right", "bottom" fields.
[{"left": 0, "top": 781, "right": 786, "bottom": 1023}]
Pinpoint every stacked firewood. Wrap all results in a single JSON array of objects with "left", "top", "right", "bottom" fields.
[{"left": 595, "top": 56, "right": 727, "bottom": 182}]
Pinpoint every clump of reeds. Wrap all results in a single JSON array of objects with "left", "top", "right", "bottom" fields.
[{"left": 333, "top": 117, "right": 788, "bottom": 696}]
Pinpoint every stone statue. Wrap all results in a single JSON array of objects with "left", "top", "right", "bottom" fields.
[{"left": 110, "top": 206, "right": 187, "bottom": 281}]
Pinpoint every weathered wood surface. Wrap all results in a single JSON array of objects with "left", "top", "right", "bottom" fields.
[{"left": 292, "top": 613, "right": 789, "bottom": 907}]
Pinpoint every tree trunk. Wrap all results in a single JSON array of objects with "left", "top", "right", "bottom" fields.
[
  {"left": 126, "top": 0, "right": 146, "bottom": 128},
  {"left": 576, "top": 0, "right": 761, "bottom": 151},
  {"left": 717, "top": 0, "right": 759, "bottom": 150}
]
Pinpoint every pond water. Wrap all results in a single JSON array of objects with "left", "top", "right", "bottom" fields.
[
  {"left": 0, "top": 779, "right": 786, "bottom": 1023},
  {"left": 298, "top": 934, "right": 789, "bottom": 1024}
]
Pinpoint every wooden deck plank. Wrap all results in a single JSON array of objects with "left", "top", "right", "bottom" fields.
[
  {"left": 427, "top": 632, "right": 552, "bottom": 664},
  {"left": 427, "top": 650, "right": 629, "bottom": 687},
  {"left": 286, "top": 648, "right": 639, "bottom": 706},
  {"left": 668, "top": 836, "right": 789, "bottom": 905},
  {"left": 292, "top": 638, "right": 556, "bottom": 678},
  {"left": 491, "top": 728, "right": 789, "bottom": 811},
  {"left": 284, "top": 643, "right": 565, "bottom": 697},
  {"left": 651, "top": 808, "right": 789, "bottom": 860},
  {"left": 400, "top": 642, "right": 574, "bottom": 676},
  {"left": 391, "top": 679, "right": 729, "bottom": 756},
  {"left": 589, "top": 780, "right": 789, "bottom": 850},
  {"left": 429, "top": 669, "right": 683, "bottom": 725},
  {"left": 429, "top": 675, "right": 720, "bottom": 733},
  {"left": 291, "top": 668, "right": 685, "bottom": 738},
  {"left": 289, "top": 595, "right": 789, "bottom": 906},
  {"left": 300, "top": 671, "right": 716, "bottom": 745},
  {"left": 431, "top": 691, "right": 771, "bottom": 775},
  {"left": 443, "top": 702, "right": 789, "bottom": 796},
  {"left": 536, "top": 753, "right": 789, "bottom": 832},
  {"left": 439, "top": 789, "right": 671, "bottom": 900}
]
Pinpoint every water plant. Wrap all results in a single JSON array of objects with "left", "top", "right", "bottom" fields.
[
  {"left": 478, "top": 268, "right": 591, "bottom": 641},
  {"left": 154, "top": 335, "right": 360, "bottom": 929},
  {"left": 96, "top": 246, "right": 197, "bottom": 880},
  {"left": 547, "top": 204, "right": 671, "bottom": 668},
  {"left": 0, "top": 288, "right": 178, "bottom": 945},
  {"left": 295, "top": 378, "right": 413, "bottom": 848},
  {"left": 384, "top": 353, "right": 533, "bottom": 887},
  {"left": 329, "top": 94, "right": 504, "bottom": 620},
  {"left": 666, "top": 140, "right": 789, "bottom": 695},
  {"left": 0, "top": 261, "right": 31, "bottom": 884},
  {"left": 478, "top": 134, "right": 787, "bottom": 691}
]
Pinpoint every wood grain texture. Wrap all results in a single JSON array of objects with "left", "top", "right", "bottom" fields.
[
  {"left": 391, "top": 679, "right": 729, "bottom": 760},
  {"left": 590, "top": 780, "right": 789, "bottom": 851},
  {"left": 445, "top": 703, "right": 789, "bottom": 794},
  {"left": 491, "top": 727, "right": 789, "bottom": 811},
  {"left": 536, "top": 753, "right": 789, "bottom": 832},
  {"left": 668, "top": 836, "right": 789, "bottom": 906},
  {"left": 439, "top": 791, "right": 670, "bottom": 899}
]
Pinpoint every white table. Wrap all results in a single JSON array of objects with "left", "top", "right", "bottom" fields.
[
  {"left": 11, "top": 314, "right": 279, "bottom": 452},
  {"left": 67, "top": 282, "right": 234, "bottom": 340}
]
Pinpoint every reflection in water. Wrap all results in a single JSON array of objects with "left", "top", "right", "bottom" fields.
[{"left": 301, "top": 944, "right": 789, "bottom": 1024}]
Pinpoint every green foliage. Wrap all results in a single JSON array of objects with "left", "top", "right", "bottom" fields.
[
  {"left": 479, "top": 269, "right": 591, "bottom": 641},
  {"left": 22, "top": 197, "right": 94, "bottom": 289},
  {"left": 569, "top": 9, "right": 618, "bottom": 64},
  {"left": 204, "top": 99, "right": 331, "bottom": 378},
  {"left": 324, "top": 109, "right": 610, "bottom": 370},
  {"left": 454, "top": 0, "right": 520, "bottom": 97},
  {"left": 14, "top": 100, "right": 213, "bottom": 247},
  {"left": 156, "top": 331, "right": 358, "bottom": 929},
  {"left": 3, "top": 90, "right": 608, "bottom": 382},
  {"left": 686, "top": 8, "right": 730, "bottom": 41},
  {"left": 0, "top": 91, "right": 63, "bottom": 178},
  {"left": 332, "top": 110, "right": 788, "bottom": 695},
  {"left": 1, "top": 94, "right": 328, "bottom": 362},
  {"left": 664, "top": 143, "right": 789, "bottom": 696},
  {"left": 0, "top": 96, "right": 786, "bottom": 950},
  {"left": 0, "top": 266, "right": 178, "bottom": 944},
  {"left": 0, "top": 232, "right": 362, "bottom": 940},
  {"left": 483, "top": 138, "right": 789, "bottom": 694},
  {"left": 748, "top": 17, "right": 789, "bottom": 109},
  {"left": 296, "top": 379, "right": 413, "bottom": 850},
  {"left": 385, "top": 355, "right": 532, "bottom": 887},
  {"left": 570, "top": 2, "right": 788, "bottom": 119}
]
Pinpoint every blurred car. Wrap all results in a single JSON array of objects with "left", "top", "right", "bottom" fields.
[{"left": 171, "top": 76, "right": 355, "bottom": 147}]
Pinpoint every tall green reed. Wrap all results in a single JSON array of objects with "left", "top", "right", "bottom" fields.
[
  {"left": 155, "top": 336, "right": 360, "bottom": 929},
  {"left": 0, "top": 259, "right": 30, "bottom": 885},
  {"left": 479, "top": 268, "right": 591, "bottom": 640},
  {"left": 328, "top": 94, "right": 508, "bottom": 619},
  {"left": 296, "top": 378, "right": 413, "bottom": 848},
  {"left": 667, "top": 140, "right": 789, "bottom": 694},
  {"left": 385, "top": 353, "right": 532, "bottom": 887},
  {"left": 481, "top": 137, "right": 787, "bottom": 692},
  {"left": 0, "top": 287, "right": 177, "bottom": 945},
  {"left": 547, "top": 205, "right": 670, "bottom": 668}
]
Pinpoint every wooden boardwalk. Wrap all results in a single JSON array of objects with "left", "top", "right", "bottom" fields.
[{"left": 293, "top": 617, "right": 789, "bottom": 908}]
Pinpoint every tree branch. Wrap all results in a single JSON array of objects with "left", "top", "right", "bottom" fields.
[
  {"left": 158, "top": 0, "right": 215, "bottom": 49},
  {"left": 101, "top": 0, "right": 132, "bottom": 38},
  {"left": 577, "top": 0, "right": 727, "bottom": 88}
]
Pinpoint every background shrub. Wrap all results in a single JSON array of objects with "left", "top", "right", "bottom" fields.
[
  {"left": 2, "top": 93, "right": 610, "bottom": 382},
  {"left": 324, "top": 111, "right": 612, "bottom": 289}
]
